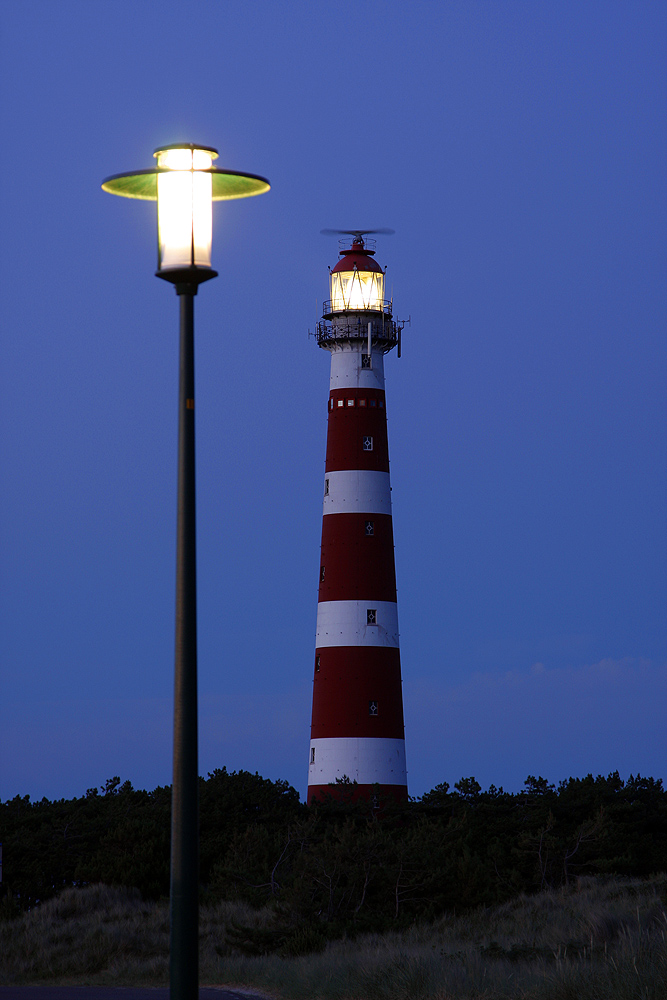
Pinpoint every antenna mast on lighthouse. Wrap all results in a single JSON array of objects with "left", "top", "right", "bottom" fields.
[{"left": 308, "top": 231, "right": 407, "bottom": 806}]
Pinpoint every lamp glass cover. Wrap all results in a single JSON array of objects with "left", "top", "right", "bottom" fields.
[
  {"left": 330, "top": 269, "right": 385, "bottom": 312},
  {"left": 156, "top": 148, "right": 214, "bottom": 270}
]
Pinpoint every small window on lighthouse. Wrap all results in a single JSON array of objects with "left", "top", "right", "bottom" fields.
[
  {"left": 365, "top": 520, "right": 374, "bottom": 536},
  {"left": 347, "top": 399, "right": 355, "bottom": 407},
  {"left": 329, "top": 399, "right": 334, "bottom": 410},
  {"left": 363, "top": 436, "right": 373, "bottom": 451},
  {"left": 337, "top": 400, "right": 344, "bottom": 408},
  {"left": 320, "top": 566, "right": 325, "bottom": 582},
  {"left": 324, "top": 478, "right": 329, "bottom": 496},
  {"left": 310, "top": 748, "right": 315, "bottom": 763},
  {"left": 369, "top": 399, "right": 377, "bottom": 408},
  {"left": 315, "top": 656, "right": 320, "bottom": 672},
  {"left": 369, "top": 700, "right": 379, "bottom": 715},
  {"left": 362, "top": 354, "right": 372, "bottom": 369},
  {"left": 367, "top": 608, "right": 377, "bottom": 625}
]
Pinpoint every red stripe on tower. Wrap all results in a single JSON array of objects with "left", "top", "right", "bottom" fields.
[{"left": 308, "top": 234, "right": 407, "bottom": 806}]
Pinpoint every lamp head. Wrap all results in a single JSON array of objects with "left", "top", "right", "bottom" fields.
[{"left": 102, "top": 144, "right": 270, "bottom": 288}]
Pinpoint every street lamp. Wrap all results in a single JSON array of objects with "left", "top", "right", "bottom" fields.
[{"left": 102, "top": 144, "right": 269, "bottom": 1000}]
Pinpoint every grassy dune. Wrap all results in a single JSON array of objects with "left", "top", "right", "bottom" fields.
[{"left": 1, "top": 876, "right": 665, "bottom": 998}]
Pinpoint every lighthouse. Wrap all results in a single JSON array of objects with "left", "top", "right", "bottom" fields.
[{"left": 308, "top": 231, "right": 408, "bottom": 805}]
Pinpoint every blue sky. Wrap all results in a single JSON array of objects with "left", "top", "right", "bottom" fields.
[{"left": 1, "top": 0, "right": 665, "bottom": 802}]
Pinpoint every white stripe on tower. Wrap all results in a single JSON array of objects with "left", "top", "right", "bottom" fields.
[
  {"left": 329, "top": 342, "right": 386, "bottom": 391},
  {"left": 323, "top": 470, "right": 392, "bottom": 515},
  {"left": 309, "top": 738, "right": 407, "bottom": 786},
  {"left": 308, "top": 236, "right": 407, "bottom": 805},
  {"left": 316, "top": 600, "right": 399, "bottom": 648}
]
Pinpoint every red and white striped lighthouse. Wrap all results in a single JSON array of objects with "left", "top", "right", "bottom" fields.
[{"left": 308, "top": 232, "right": 407, "bottom": 805}]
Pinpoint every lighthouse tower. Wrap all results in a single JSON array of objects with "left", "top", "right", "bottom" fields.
[{"left": 308, "top": 233, "right": 407, "bottom": 805}]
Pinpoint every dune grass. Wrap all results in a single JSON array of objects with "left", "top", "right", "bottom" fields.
[{"left": 1, "top": 875, "right": 665, "bottom": 998}]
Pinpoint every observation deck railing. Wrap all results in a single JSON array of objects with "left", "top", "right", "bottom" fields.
[{"left": 315, "top": 316, "right": 400, "bottom": 351}]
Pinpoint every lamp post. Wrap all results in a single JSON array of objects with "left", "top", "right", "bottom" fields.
[{"left": 103, "top": 145, "right": 269, "bottom": 999}]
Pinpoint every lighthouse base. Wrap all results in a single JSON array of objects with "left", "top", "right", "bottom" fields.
[{"left": 307, "top": 782, "right": 408, "bottom": 807}]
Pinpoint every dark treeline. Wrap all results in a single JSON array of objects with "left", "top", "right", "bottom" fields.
[{"left": 1, "top": 770, "right": 665, "bottom": 945}]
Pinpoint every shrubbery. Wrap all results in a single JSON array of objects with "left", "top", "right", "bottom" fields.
[{"left": 1, "top": 768, "right": 665, "bottom": 942}]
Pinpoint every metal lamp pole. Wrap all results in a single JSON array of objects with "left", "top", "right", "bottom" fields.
[
  {"left": 102, "top": 146, "right": 269, "bottom": 1000},
  {"left": 169, "top": 277, "right": 206, "bottom": 998}
]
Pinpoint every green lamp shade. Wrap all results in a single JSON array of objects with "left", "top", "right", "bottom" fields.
[{"left": 101, "top": 169, "right": 270, "bottom": 201}]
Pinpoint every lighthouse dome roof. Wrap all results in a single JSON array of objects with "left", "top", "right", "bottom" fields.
[{"left": 331, "top": 238, "right": 383, "bottom": 274}]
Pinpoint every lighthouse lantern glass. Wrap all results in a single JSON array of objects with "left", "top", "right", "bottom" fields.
[
  {"left": 155, "top": 147, "right": 214, "bottom": 271},
  {"left": 330, "top": 268, "right": 384, "bottom": 312}
]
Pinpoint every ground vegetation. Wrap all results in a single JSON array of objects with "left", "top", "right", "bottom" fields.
[
  {"left": 0, "top": 877, "right": 665, "bottom": 997},
  {"left": 1, "top": 769, "right": 666, "bottom": 995}
]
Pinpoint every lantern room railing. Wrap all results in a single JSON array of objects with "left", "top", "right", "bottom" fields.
[{"left": 322, "top": 298, "right": 393, "bottom": 318}]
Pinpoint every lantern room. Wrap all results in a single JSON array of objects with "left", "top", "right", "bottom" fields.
[{"left": 328, "top": 236, "right": 386, "bottom": 313}]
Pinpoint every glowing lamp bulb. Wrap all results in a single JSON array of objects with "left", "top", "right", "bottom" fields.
[{"left": 154, "top": 145, "right": 216, "bottom": 272}]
